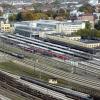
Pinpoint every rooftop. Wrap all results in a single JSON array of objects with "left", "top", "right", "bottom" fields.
[
  {"left": 80, "top": 39, "right": 100, "bottom": 44},
  {"left": 16, "top": 20, "right": 84, "bottom": 26}
]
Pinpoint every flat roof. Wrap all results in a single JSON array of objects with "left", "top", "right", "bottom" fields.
[
  {"left": 15, "top": 20, "right": 84, "bottom": 26},
  {"left": 80, "top": 39, "right": 100, "bottom": 44}
]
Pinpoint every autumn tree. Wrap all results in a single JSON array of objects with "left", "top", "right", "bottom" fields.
[
  {"left": 16, "top": 11, "right": 49, "bottom": 21},
  {"left": 21, "top": 11, "right": 34, "bottom": 21},
  {"left": 33, "top": 13, "right": 49, "bottom": 20}
]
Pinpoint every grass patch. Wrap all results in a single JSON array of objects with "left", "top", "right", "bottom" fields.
[
  {"left": 0, "top": 61, "right": 70, "bottom": 87},
  {"left": 0, "top": 61, "right": 54, "bottom": 81}
]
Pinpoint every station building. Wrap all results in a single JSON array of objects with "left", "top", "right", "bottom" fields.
[{"left": 14, "top": 20, "right": 85, "bottom": 38}]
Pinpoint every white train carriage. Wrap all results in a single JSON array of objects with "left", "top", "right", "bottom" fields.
[{"left": 0, "top": 35, "right": 26, "bottom": 45}]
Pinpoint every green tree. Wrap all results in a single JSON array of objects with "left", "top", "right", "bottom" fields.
[
  {"left": 52, "top": 0, "right": 60, "bottom": 8},
  {"left": 33, "top": 3, "right": 44, "bottom": 11},
  {"left": 58, "top": 9, "right": 70, "bottom": 19},
  {"left": 85, "top": 21, "right": 91, "bottom": 29},
  {"left": 95, "top": 20, "right": 100, "bottom": 30},
  {"left": 9, "top": 14, "right": 16, "bottom": 22},
  {"left": 79, "top": 4, "right": 95, "bottom": 14},
  {"left": 16, "top": 12, "right": 23, "bottom": 21},
  {"left": 0, "top": 11, "right": 3, "bottom": 16},
  {"left": 74, "top": 28, "right": 100, "bottom": 39}
]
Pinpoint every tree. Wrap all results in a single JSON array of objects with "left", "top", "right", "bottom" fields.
[
  {"left": 9, "top": 14, "right": 16, "bottom": 22},
  {"left": 33, "top": 13, "right": 49, "bottom": 20},
  {"left": 73, "top": 28, "right": 100, "bottom": 39},
  {"left": 57, "top": 8, "right": 69, "bottom": 19},
  {"left": 85, "top": 21, "right": 91, "bottom": 29},
  {"left": 16, "top": 11, "right": 49, "bottom": 21},
  {"left": 52, "top": 0, "right": 60, "bottom": 8},
  {"left": 95, "top": 20, "right": 100, "bottom": 30},
  {"left": 33, "top": 3, "right": 44, "bottom": 11},
  {"left": 22, "top": 11, "right": 34, "bottom": 21},
  {"left": 16, "top": 12, "right": 23, "bottom": 21},
  {"left": 79, "top": 4, "right": 95, "bottom": 14},
  {"left": 0, "top": 11, "right": 3, "bottom": 16}
]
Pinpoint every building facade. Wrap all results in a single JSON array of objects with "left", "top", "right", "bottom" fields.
[
  {"left": 0, "top": 18, "right": 11, "bottom": 33},
  {"left": 14, "top": 20, "right": 85, "bottom": 38},
  {"left": 14, "top": 21, "right": 39, "bottom": 38},
  {"left": 1, "top": 22, "right": 11, "bottom": 32},
  {"left": 78, "top": 14, "right": 95, "bottom": 29}
]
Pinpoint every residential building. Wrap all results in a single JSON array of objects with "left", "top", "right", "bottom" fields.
[
  {"left": 33, "top": 0, "right": 55, "bottom": 4},
  {"left": 78, "top": 14, "right": 95, "bottom": 29},
  {"left": 0, "top": 17, "right": 11, "bottom": 33},
  {"left": 0, "top": 21, "right": 11, "bottom": 33},
  {"left": 95, "top": 4, "right": 100, "bottom": 12},
  {"left": 89, "top": 0, "right": 100, "bottom": 5}
]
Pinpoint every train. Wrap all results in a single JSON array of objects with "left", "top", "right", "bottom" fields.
[
  {"left": 20, "top": 76, "right": 94, "bottom": 100},
  {"left": 10, "top": 52, "right": 24, "bottom": 59},
  {"left": 45, "top": 38, "right": 96, "bottom": 54},
  {"left": 12, "top": 35, "right": 93, "bottom": 59},
  {"left": 0, "top": 35, "right": 71, "bottom": 60},
  {"left": 0, "top": 48, "right": 24, "bottom": 59},
  {"left": 17, "top": 43, "right": 69, "bottom": 60},
  {"left": 0, "top": 34, "right": 92, "bottom": 60},
  {"left": 10, "top": 34, "right": 93, "bottom": 60}
]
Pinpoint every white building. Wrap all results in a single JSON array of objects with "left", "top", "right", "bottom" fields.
[
  {"left": 14, "top": 21, "right": 39, "bottom": 38},
  {"left": 89, "top": 0, "right": 99, "bottom": 5},
  {"left": 14, "top": 20, "right": 85, "bottom": 38},
  {"left": 36, "top": 20, "right": 85, "bottom": 34},
  {"left": 33, "top": 0, "right": 55, "bottom": 4},
  {"left": 61, "top": 20, "right": 85, "bottom": 34}
]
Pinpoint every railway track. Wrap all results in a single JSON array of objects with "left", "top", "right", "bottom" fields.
[
  {"left": 0, "top": 49, "right": 100, "bottom": 95},
  {"left": 1, "top": 40, "right": 100, "bottom": 78},
  {"left": 1, "top": 35, "right": 100, "bottom": 77},
  {"left": 5, "top": 54, "right": 100, "bottom": 96},
  {"left": 0, "top": 79, "right": 43, "bottom": 100},
  {"left": 0, "top": 70, "right": 73, "bottom": 100},
  {"left": 0, "top": 41, "right": 100, "bottom": 96}
]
